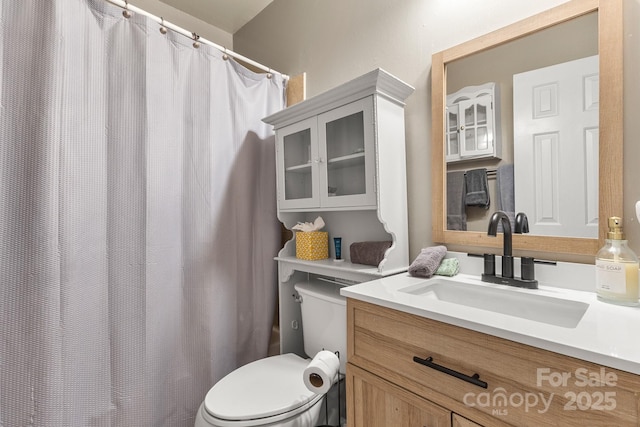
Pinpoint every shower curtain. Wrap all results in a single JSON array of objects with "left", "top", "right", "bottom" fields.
[{"left": 0, "top": 1, "right": 286, "bottom": 425}]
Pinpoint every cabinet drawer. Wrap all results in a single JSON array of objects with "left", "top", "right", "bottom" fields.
[{"left": 347, "top": 299, "right": 640, "bottom": 426}]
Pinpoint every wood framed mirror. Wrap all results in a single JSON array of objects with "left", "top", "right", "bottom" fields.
[{"left": 431, "top": 0, "right": 623, "bottom": 261}]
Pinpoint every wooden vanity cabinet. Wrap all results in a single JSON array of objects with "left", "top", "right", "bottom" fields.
[{"left": 346, "top": 299, "right": 640, "bottom": 426}]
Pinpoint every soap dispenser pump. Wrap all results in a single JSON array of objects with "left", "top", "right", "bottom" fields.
[{"left": 596, "top": 217, "right": 639, "bottom": 306}]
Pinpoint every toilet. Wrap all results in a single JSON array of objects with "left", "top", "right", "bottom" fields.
[{"left": 195, "top": 280, "right": 347, "bottom": 427}]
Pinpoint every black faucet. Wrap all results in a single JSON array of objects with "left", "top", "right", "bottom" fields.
[
  {"left": 487, "top": 211, "right": 514, "bottom": 278},
  {"left": 515, "top": 212, "right": 529, "bottom": 234},
  {"left": 482, "top": 211, "right": 538, "bottom": 289}
]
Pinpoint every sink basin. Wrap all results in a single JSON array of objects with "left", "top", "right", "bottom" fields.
[{"left": 399, "top": 279, "right": 589, "bottom": 328}]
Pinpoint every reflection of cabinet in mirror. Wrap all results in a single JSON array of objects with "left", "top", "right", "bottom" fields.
[{"left": 446, "top": 83, "right": 501, "bottom": 163}]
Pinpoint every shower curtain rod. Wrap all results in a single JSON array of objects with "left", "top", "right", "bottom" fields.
[{"left": 104, "top": 0, "right": 289, "bottom": 80}]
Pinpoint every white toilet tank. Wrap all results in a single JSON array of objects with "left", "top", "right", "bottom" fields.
[{"left": 294, "top": 280, "right": 347, "bottom": 373}]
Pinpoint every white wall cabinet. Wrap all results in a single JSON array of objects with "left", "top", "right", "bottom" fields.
[
  {"left": 446, "top": 82, "right": 501, "bottom": 163},
  {"left": 263, "top": 69, "right": 413, "bottom": 356},
  {"left": 276, "top": 97, "right": 376, "bottom": 210}
]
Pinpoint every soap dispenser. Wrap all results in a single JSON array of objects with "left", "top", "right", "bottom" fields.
[{"left": 596, "top": 217, "right": 639, "bottom": 306}]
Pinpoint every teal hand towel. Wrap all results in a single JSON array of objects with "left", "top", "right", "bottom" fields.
[{"left": 435, "top": 258, "right": 459, "bottom": 277}]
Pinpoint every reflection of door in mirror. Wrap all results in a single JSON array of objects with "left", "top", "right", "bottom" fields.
[{"left": 513, "top": 55, "right": 599, "bottom": 238}]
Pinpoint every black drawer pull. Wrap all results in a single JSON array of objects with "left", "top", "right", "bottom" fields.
[{"left": 413, "top": 356, "right": 488, "bottom": 389}]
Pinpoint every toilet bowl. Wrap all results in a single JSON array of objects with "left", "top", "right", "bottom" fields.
[
  {"left": 195, "top": 280, "right": 346, "bottom": 427},
  {"left": 194, "top": 354, "right": 325, "bottom": 427}
]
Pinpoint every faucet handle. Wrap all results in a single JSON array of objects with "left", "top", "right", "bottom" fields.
[
  {"left": 521, "top": 257, "right": 535, "bottom": 281},
  {"left": 515, "top": 212, "right": 529, "bottom": 234},
  {"left": 483, "top": 253, "right": 496, "bottom": 276}
]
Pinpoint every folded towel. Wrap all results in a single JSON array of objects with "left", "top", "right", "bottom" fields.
[
  {"left": 408, "top": 245, "right": 447, "bottom": 278},
  {"left": 465, "top": 168, "right": 490, "bottom": 209},
  {"left": 435, "top": 258, "right": 459, "bottom": 277},
  {"left": 350, "top": 241, "right": 392, "bottom": 266},
  {"left": 447, "top": 171, "right": 467, "bottom": 230}
]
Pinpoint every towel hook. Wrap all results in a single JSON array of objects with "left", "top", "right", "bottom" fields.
[
  {"left": 159, "top": 17, "right": 167, "bottom": 34},
  {"left": 122, "top": 0, "right": 132, "bottom": 18},
  {"left": 192, "top": 32, "right": 200, "bottom": 49}
]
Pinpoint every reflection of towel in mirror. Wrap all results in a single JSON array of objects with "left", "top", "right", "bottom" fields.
[
  {"left": 465, "top": 168, "right": 490, "bottom": 209},
  {"left": 496, "top": 164, "right": 515, "bottom": 232},
  {"left": 447, "top": 171, "right": 467, "bottom": 230},
  {"left": 409, "top": 245, "right": 447, "bottom": 278}
]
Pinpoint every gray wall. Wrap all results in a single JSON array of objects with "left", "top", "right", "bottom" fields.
[
  {"left": 235, "top": 0, "right": 640, "bottom": 261},
  {"left": 127, "top": 0, "right": 232, "bottom": 47}
]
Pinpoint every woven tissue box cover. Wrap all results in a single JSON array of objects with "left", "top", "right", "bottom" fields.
[{"left": 295, "top": 231, "right": 328, "bottom": 260}]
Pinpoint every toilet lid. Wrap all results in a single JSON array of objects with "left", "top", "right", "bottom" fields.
[{"left": 203, "top": 353, "right": 322, "bottom": 423}]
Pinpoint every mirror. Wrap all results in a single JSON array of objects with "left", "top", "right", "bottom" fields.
[
  {"left": 446, "top": 13, "right": 598, "bottom": 238},
  {"left": 432, "top": 0, "right": 623, "bottom": 260}
]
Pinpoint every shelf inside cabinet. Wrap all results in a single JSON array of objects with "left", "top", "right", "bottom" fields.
[
  {"left": 327, "top": 152, "right": 365, "bottom": 170},
  {"left": 285, "top": 162, "right": 312, "bottom": 173}
]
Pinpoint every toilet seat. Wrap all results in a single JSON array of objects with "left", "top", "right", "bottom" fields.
[{"left": 202, "top": 353, "right": 323, "bottom": 427}]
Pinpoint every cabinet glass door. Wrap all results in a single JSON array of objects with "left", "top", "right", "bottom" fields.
[
  {"left": 276, "top": 117, "right": 319, "bottom": 209},
  {"left": 446, "top": 105, "right": 460, "bottom": 161},
  {"left": 318, "top": 97, "right": 376, "bottom": 208},
  {"left": 459, "top": 96, "right": 494, "bottom": 157}
]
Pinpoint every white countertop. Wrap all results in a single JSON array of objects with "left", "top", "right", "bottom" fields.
[{"left": 341, "top": 270, "right": 640, "bottom": 375}]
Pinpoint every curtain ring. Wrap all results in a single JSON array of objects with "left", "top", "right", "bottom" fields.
[
  {"left": 222, "top": 47, "right": 229, "bottom": 61},
  {"left": 159, "top": 17, "right": 168, "bottom": 34},
  {"left": 192, "top": 32, "right": 200, "bottom": 49},
  {"left": 122, "top": 0, "right": 132, "bottom": 18},
  {"left": 266, "top": 69, "right": 273, "bottom": 79}
]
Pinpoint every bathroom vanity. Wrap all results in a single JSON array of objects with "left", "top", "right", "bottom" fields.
[
  {"left": 342, "top": 267, "right": 640, "bottom": 426},
  {"left": 338, "top": 0, "right": 632, "bottom": 424}
]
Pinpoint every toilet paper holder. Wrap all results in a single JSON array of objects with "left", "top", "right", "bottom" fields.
[{"left": 315, "top": 350, "right": 343, "bottom": 427}]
